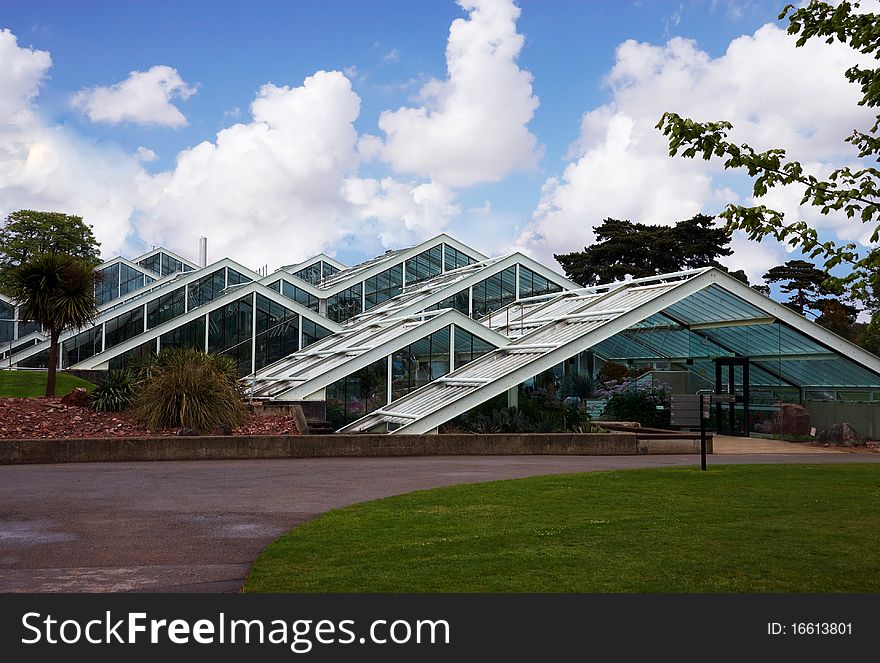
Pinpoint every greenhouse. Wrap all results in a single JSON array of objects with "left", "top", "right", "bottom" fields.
[
  {"left": 4, "top": 235, "right": 880, "bottom": 436},
  {"left": 340, "top": 268, "right": 880, "bottom": 435},
  {"left": 1, "top": 234, "right": 574, "bottom": 378}
]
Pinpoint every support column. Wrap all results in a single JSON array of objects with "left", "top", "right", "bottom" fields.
[
  {"left": 449, "top": 325, "right": 455, "bottom": 372},
  {"left": 386, "top": 355, "right": 393, "bottom": 407},
  {"left": 507, "top": 386, "right": 518, "bottom": 409},
  {"left": 251, "top": 292, "right": 257, "bottom": 375}
]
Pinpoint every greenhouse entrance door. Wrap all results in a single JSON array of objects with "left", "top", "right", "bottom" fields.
[{"left": 714, "top": 357, "right": 751, "bottom": 436}]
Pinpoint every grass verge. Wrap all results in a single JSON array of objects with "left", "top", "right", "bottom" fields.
[
  {"left": 0, "top": 370, "right": 96, "bottom": 398},
  {"left": 244, "top": 463, "right": 880, "bottom": 593}
]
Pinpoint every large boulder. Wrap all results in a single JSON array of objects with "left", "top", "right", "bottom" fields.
[
  {"left": 818, "top": 423, "right": 865, "bottom": 447},
  {"left": 60, "top": 387, "right": 90, "bottom": 407},
  {"left": 777, "top": 403, "right": 812, "bottom": 436}
]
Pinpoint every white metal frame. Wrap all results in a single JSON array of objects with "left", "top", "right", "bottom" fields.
[
  {"left": 70, "top": 280, "right": 341, "bottom": 371},
  {"left": 254, "top": 309, "right": 509, "bottom": 401},
  {"left": 340, "top": 268, "right": 880, "bottom": 435},
  {"left": 131, "top": 246, "right": 200, "bottom": 274}
]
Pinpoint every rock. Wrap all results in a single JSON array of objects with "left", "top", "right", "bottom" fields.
[
  {"left": 775, "top": 403, "right": 812, "bottom": 436},
  {"left": 753, "top": 419, "right": 773, "bottom": 434},
  {"left": 818, "top": 422, "right": 865, "bottom": 447},
  {"left": 175, "top": 428, "right": 199, "bottom": 436},
  {"left": 60, "top": 388, "right": 90, "bottom": 407}
]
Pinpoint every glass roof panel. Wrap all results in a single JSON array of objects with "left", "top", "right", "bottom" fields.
[
  {"left": 699, "top": 322, "right": 828, "bottom": 358},
  {"left": 664, "top": 284, "right": 768, "bottom": 324}
]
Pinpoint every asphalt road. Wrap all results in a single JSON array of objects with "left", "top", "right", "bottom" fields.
[{"left": 1, "top": 453, "right": 878, "bottom": 593}]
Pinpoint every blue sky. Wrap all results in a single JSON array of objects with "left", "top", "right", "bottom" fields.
[{"left": 0, "top": 0, "right": 872, "bottom": 282}]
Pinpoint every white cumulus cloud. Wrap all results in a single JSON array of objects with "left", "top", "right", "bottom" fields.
[
  {"left": 72, "top": 65, "right": 196, "bottom": 127},
  {"left": 134, "top": 146, "right": 158, "bottom": 162},
  {"left": 517, "top": 23, "right": 877, "bottom": 277},
  {"left": 0, "top": 23, "right": 470, "bottom": 270},
  {"left": 0, "top": 30, "right": 142, "bottom": 256},
  {"left": 344, "top": 177, "right": 460, "bottom": 247},
  {"left": 0, "top": 29, "right": 51, "bottom": 123},
  {"left": 135, "top": 71, "right": 362, "bottom": 267},
  {"left": 375, "top": 0, "right": 542, "bottom": 187}
]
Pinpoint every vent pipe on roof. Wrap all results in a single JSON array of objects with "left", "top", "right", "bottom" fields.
[{"left": 199, "top": 236, "right": 207, "bottom": 267}]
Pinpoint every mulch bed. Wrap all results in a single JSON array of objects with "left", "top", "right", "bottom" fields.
[{"left": 0, "top": 397, "right": 299, "bottom": 439}]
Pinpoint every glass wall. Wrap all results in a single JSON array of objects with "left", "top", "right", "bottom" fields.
[
  {"left": 426, "top": 289, "right": 470, "bottom": 315},
  {"left": 160, "top": 317, "right": 206, "bottom": 351},
  {"left": 146, "top": 287, "right": 185, "bottom": 329},
  {"left": 104, "top": 307, "right": 144, "bottom": 350},
  {"left": 254, "top": 295, "right": 298, "bottom": 371},
  {"left": 327, "top": 283, "right": 362, "bottom": 323},
  {"left": 208, "top": 295, "right": 253, "bottom": 374},
  {"left": 63, "top": 326, "right": 103, "bottom": 367},
  {"left": 18, "top": 318, "right": 41, "bottom": 337},
  {"left": 95, "top": 263, "right": 120, "bottom": 305},
  {"left": 365, "top": 264, "right": 403, "bottom": 309},
  {"left": 0, "top": 299, "right": 13, "bottom": 345},
  {"left": 296, "top": 263, "right": 323, "bottom": 285},
  {"left": 119, "top": 263, "right": 145, "bottom": 297},
  {"left": 162, "top": 253, "right": 188, "bottom": 276},
  {"left": 138, "top": 252, "right": 194, "bottom": 277},
  {"left": 302, "top": 319, "right": 332, "bottom": 348},
  {"left": 292, "top": 260, "right": 339, "bottom": 285},
  {"left": 138, "top": 254, "right": 161, "bottom": 275},
  {"left": 226, "top": 268, "right": 250, "bottom": 286},
  {"left": 444, "top": 245, "right": 475, "bottom": 271},
  {"left": 391, "top": 327, "right": 451, "bottom": 400},
  {"left": 187, "top": 269, "right": 226, "bottom": 310},
  {"left": 276, "top": 280, "right": 319, "bottom": 311},
  {"left": 18, "top": 347, "right": 51, "bottom": 369},
  {"left": 325, "top": 357, "right": 388, "bottom": 429},
  {"left": 109, "top": 340, "right": 156, "bottom": 370},
  {"left": 471, "top": 266, "right": 516, "bottom": 318},
  {"left": 405, "top": 245, "right": 442, "bottom": 285},
  {"left": 97, "top": 262, "right": 151, "bottom": 305},
  {"left": 519, "top": 266, "right": 563, "bottom": 299},
  {"left": 454, "top": 326, "right": 496, "bottom": 367}
]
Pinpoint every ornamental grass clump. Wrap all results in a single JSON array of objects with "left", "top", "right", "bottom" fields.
[
  {"left": 88, "top": 370, "right": 138, "bottom": 412},
  {"left": 130, "top": 348, "right": 247, "bottom": 433}
]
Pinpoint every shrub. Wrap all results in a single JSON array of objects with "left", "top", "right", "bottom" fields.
[
  {"left": 130, "top": 348, "right": 247, "bottom": 433},
  {"left": 599, "top": 380, "right": 671, "bottom": 428},
  {"left": 530, "top": 411, "right": 564, "bottom": 433},
  {"left": 558, "top": 373, "right": 595, "bottom": 399},
  {"left": 88, "top": 370, "right": 138, "bottom": 412},
  {"left": 462, "top": 407, "right": 531, "bottom": 433},
  {"left": 597, "top": 361, "right": 629, "bottom": 384}
]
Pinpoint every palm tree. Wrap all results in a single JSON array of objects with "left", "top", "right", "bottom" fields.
[{"left": 5, "top": 253, "right": 100, "bottom": 396}]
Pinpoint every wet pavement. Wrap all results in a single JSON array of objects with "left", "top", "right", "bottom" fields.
[{"left": 1, "top": 453, "right": 878, "bottom": 592}]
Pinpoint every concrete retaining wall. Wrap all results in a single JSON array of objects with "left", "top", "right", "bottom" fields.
[{"left": 0, "top": 431, "right": 708, "bottom": 465}]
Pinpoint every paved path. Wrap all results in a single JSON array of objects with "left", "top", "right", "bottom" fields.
[
  {"left": 712, "top": 434, "right": 846, "bottom": 454},
  {"left": 1, "top": 453, "right": 878, "bottom": 593}
]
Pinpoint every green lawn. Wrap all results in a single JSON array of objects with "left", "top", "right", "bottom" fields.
[
  {"left": 0, "top": 370, "right": 96, "bottom": 398},
  {"left": 244, "top": 464, "right": 880, "bottom": 593}
]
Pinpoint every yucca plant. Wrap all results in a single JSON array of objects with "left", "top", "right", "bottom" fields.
[
  {"left": 130, "top": 347, "right": 247, "bottom": 433},
  {"left": 88, "top": 371, "right": 138, "bottom": 412},
  {"left": 88, "top": 370, "right": 139, "bottom": 412}
]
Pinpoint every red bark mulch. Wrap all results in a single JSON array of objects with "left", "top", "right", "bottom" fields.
[{"left": 0, "top": 397, "right": 299, "bottom": 439}]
